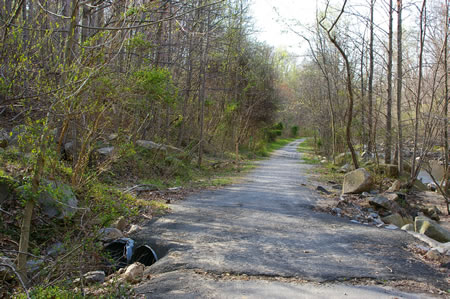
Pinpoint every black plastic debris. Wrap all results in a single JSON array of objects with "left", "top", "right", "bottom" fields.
[
  {"left": 316, "top": 186, "right": 331, "bottom": 195},
  {"left": 131, "top": 245, "right": 158, "bottom": 266},
  {"left": 103, "top": 238, "right": 134, "bottom": 269}
]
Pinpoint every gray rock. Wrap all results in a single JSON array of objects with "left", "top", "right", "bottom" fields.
[
  {"left": 387, "top": 180, "right": 402, "bottom": 192},
  {"left": 342, "top": 168, "right": 374, "bottom": 194},
  {"left": 97, "top": 146, "right": 114, "bottom": 155},
  {"left": 369, "top": 195, "right": 391, "bottom": 210},
  {"left": 338, "top": 163, "right": 351, "bottom": 174},
  {"left": 84, "top": 270, "right": 106, "bottom": 284},
  {"left": 38, "top": 180, "right": 78, "bottom": 219},
  {"left": 381, "top": 213, "right": 411, "bottom": 228},
  {"left": 401, "top": 224, "right": 414, "bottom": 231},
  {"left": 27, "top": 259, "right": 44, "bottom": 273},
  {"left": 127, "top": 224, "right": 141, "bottom": 235},
  {"left": 415, "top": 216, "right": 450, "bottom": 243},
  {"left": 361, "top": 192, "right": 370, "bottom": 197},
  {"left": 137, "top": 140, "right": 166, "bottom": 150},
  {"left": 47, "top": 242, "right": 65, "bottom": 258},
  {"left": 17, "top": 180, "right": 78, "bottom": 219},
  {"left": 113, "top": 216, "right": 127, "bottom": 231},
  {"left": 136, "top": 140, "right": 182, "bottom": 152},
  {"left": 99, "top": 227, "right": 124, "bottom": 242},
  {"left": 121, "top": 262, "right": 144, "bottom": 283},
  {"left": 74, "top": 270, "right": 106, "bottom": 285}
]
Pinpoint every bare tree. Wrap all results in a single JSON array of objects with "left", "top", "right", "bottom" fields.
[{"left": 319, "top": 0, "right": 359, "bottom": 169}]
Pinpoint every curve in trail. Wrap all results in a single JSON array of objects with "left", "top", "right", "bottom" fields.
[{"left": 135, "top": 139, "right": 446, "bottom": 297}]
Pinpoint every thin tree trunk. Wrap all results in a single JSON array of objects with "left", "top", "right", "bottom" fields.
[
  {"left": 385, "top": 0, "right": 393, "bottom": 164},
  {"left": 368, "top": 0, "right": 375, "bottom": 153},
  {"left": 397, "top": 0, "right": 404, "bottom": 175},
  {"left": 18, "top": 133, "right": 46, "bottom": 283},
  {"left": 443, "top": 1, "right": 449, "bottom": 203},
  {"left": 320, "top": 0, "right": 359, "bottom": 169},
  {"left": 198, "top": 8, "right": 210, "bottom": 167},
  {"left": 410, "top": 0, "right": 427, "bottom": 182}
]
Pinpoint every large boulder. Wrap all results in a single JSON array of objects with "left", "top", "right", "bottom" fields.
[
  {"left": 136, "top": 140, "right": 182, "bottom": 152},
  {"left": 342, "top": 168, "right": 374, "bottom": 194},
  {"left": 381, "top": 213, "right": 412, "bottom": 228},
  {"left": 17, "top": 179, "right": 78, "bottom": 219},
  {"left": 369, "top": 195, "right": 392, "bottom": 210},
  {"left": 415, "top": 216, "right": 450, "bottom": 243},
  {"left": 38, "top": 180, "right": 78, "bottom": 219}
]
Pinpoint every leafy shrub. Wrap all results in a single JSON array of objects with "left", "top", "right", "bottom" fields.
[{"left": 290, "top": 125, "right": 299, "bottom": 137}]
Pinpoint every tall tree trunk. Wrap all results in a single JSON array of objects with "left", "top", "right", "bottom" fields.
[
  {"left": 396, "top": 0, "right": 404, "bottom": 175},
  {"left": 443, "top": 1, "right": 449, "bottom": 200},
  {"left": 385, "top": 0, "right": 393, "bottom": 164},
  {"left": 17, "top": 132, "right": 47, "bottom": 283},
  {"left": 368, "top": 0, "right": 375, "bottom": 153},
  {"left": 410, "top": 0, "right": 427, "bottom": 181},
  {"left": 198, "top": 7, "right": 210, "bottom": 167}
]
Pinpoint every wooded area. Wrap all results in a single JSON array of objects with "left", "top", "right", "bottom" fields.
[
  {"left": 281, "top": 0, "right": 448, "bottom": 190},
  {"left": 1, "top": 0, "right": 289, "bottom": 295}
]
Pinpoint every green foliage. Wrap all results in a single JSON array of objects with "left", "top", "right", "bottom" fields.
[
  {"left": 126, "top": 32, "right": 152, "bottom": 50},
  {"left": 290, "top": 125, "right": 299, "bottom": 137},
  {"left": 16, "top": 286, "right": 83, "bottom": 299},
  {"left": 85, "top": 181, "right": 142, "bottom": 226},
  {"left": 265, "top": 123, "right": 284, "bottom": 142},
  {"left": 133, "top": 67, "right": 178, "bottom": 106}
]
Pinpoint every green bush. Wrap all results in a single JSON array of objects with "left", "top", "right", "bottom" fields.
[{"left": 290, "top": 125, "right": 299, "bottom": 137}]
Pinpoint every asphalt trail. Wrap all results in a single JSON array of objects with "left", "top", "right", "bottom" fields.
[{"left": 134, "top": 139, "right": 446, "bottom": 298}]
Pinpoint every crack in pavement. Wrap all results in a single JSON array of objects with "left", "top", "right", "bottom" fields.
[{"left": 134, "top": 139, "right": 448, "bottom": 298}]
